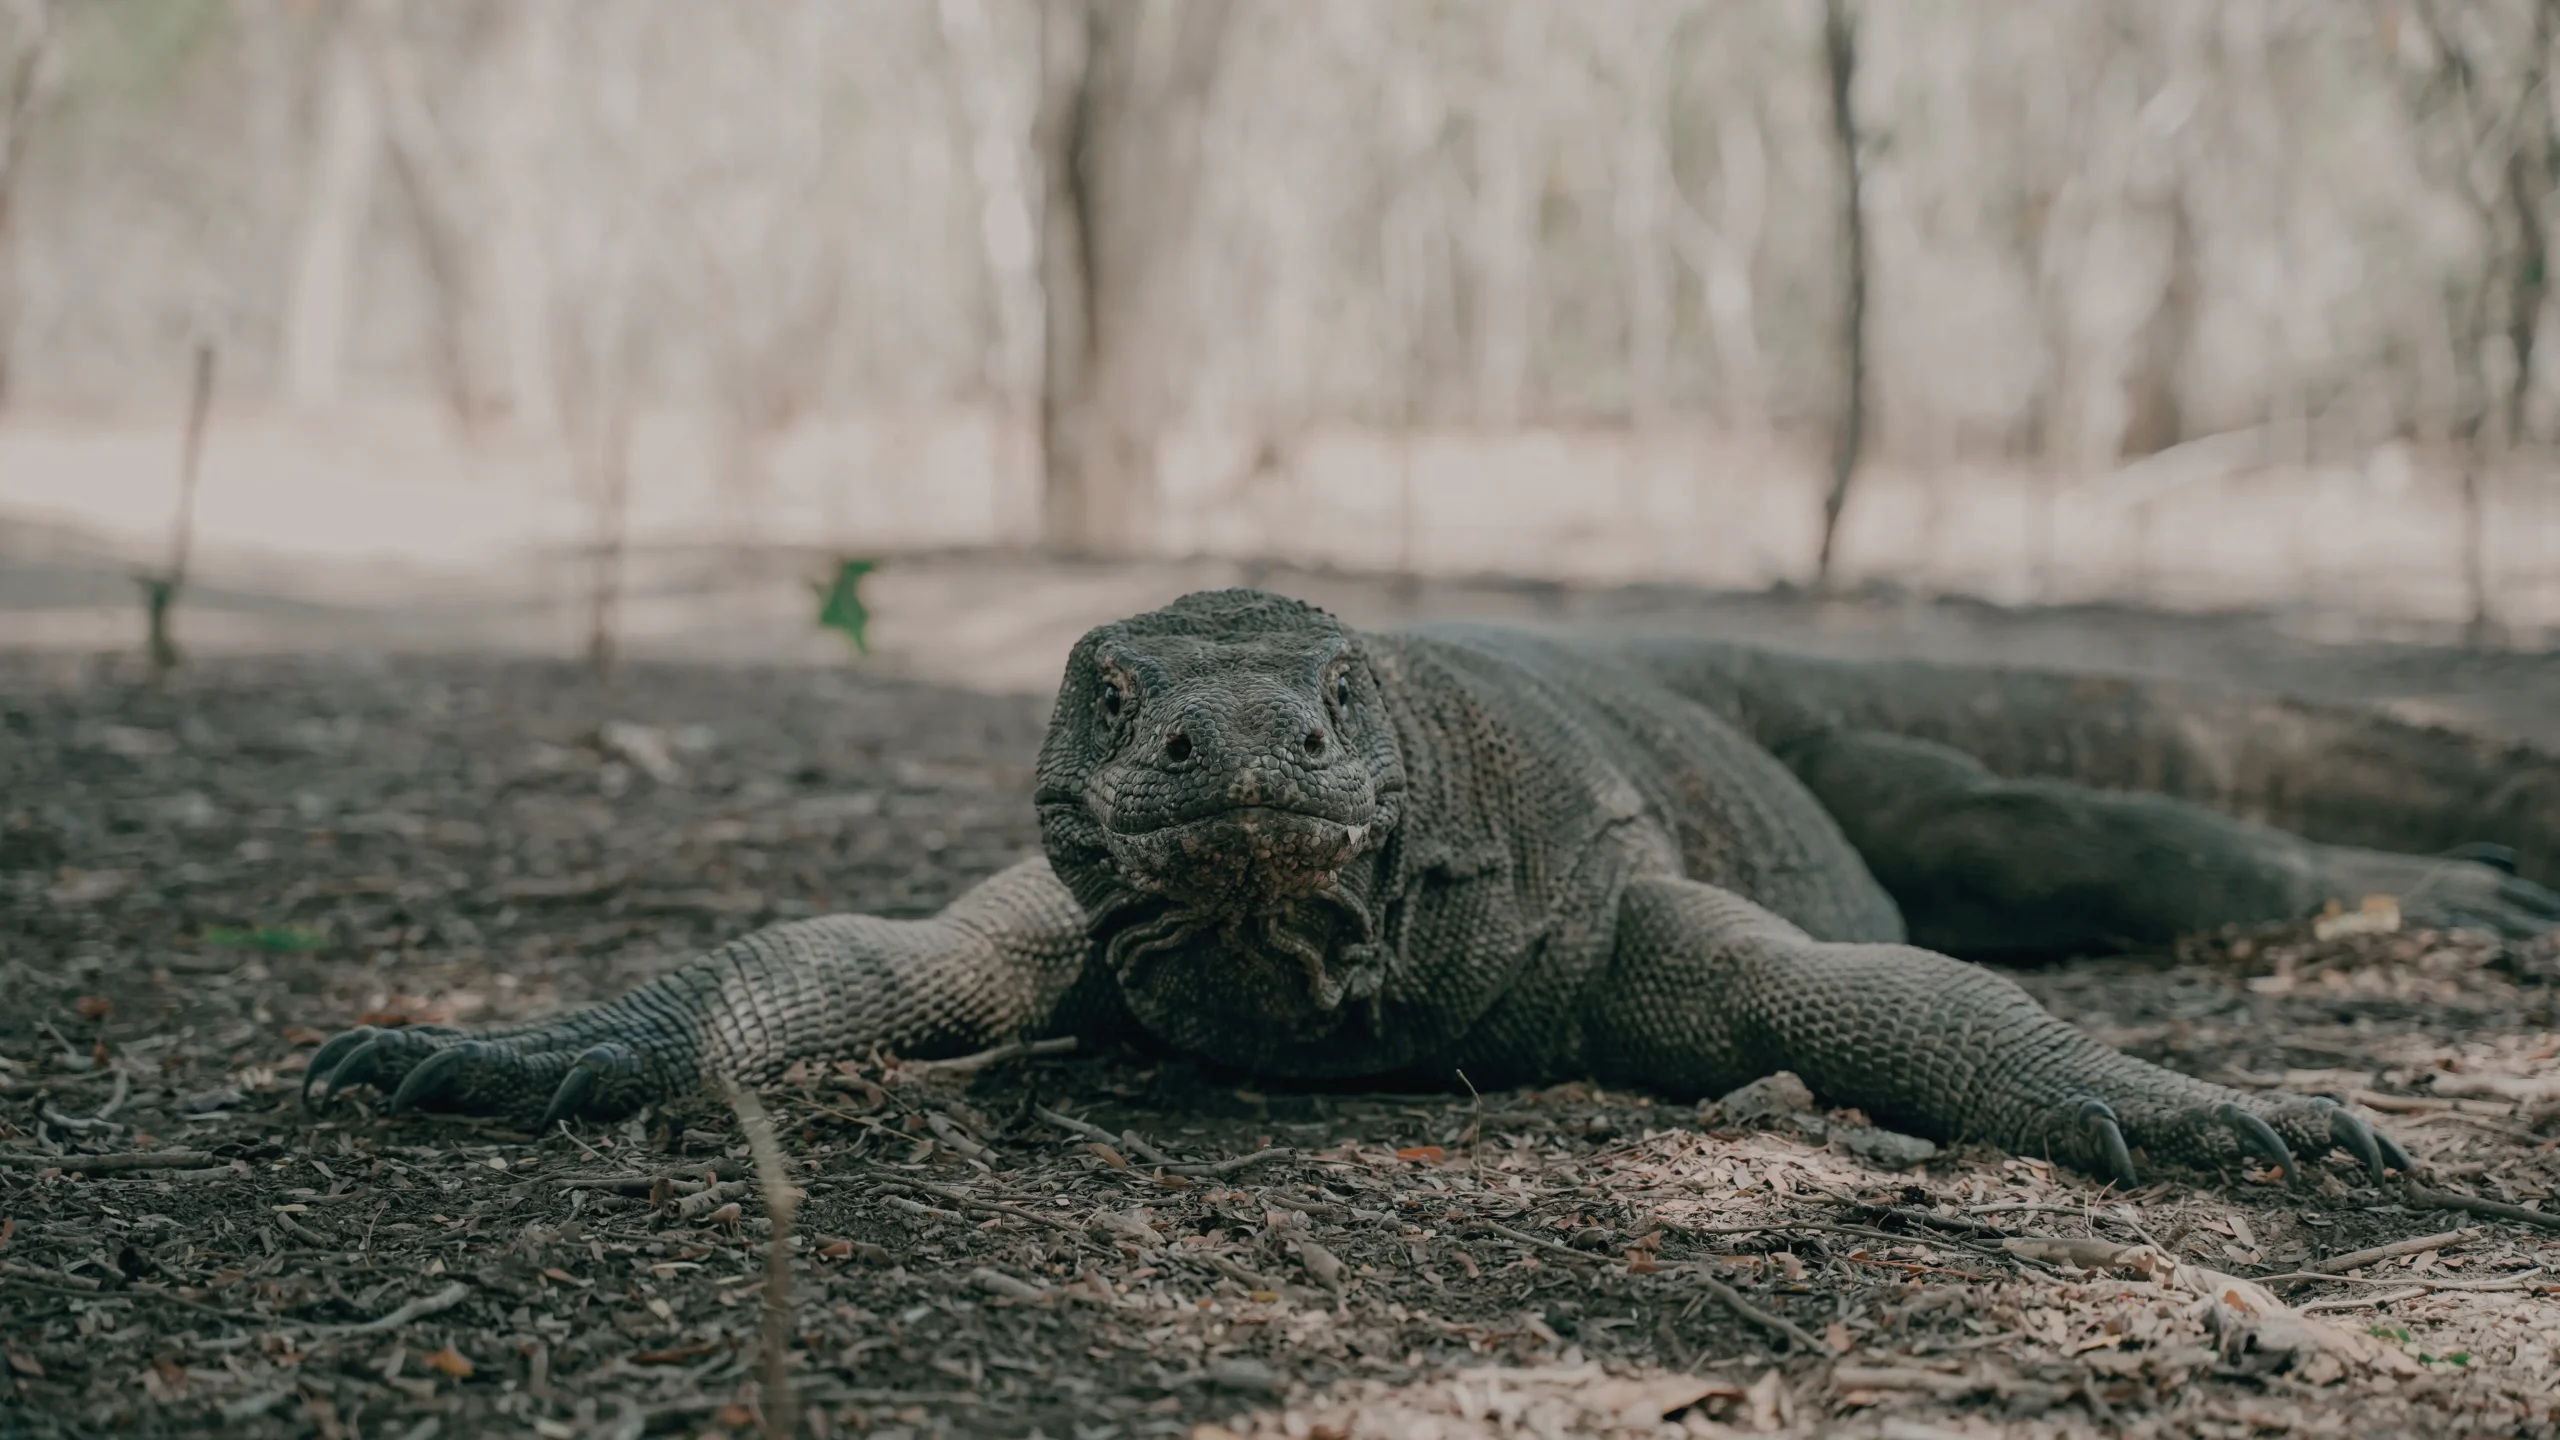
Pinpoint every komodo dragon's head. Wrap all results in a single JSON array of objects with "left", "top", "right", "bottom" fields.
[{"left": 1033, "top": 589, "right": 1410, "bottom": 1052}]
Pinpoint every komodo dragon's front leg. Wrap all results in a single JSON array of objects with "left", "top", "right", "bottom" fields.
[
  {"left": 1588, "top": 875, "right": 2407, "bottom": 1185},
  {"left": 304, "top": 859, "right": 1099, "bottom": 1126}
]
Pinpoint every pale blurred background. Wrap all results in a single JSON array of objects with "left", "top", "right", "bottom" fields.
[{"left": 1, "top": 0, "right": 2556, "bottom": 694}]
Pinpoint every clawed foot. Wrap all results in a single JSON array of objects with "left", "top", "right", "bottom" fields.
[
  {"left": 302, "top": 1022, "right": 674, "bottom": 1128},
  {"left": 2053, "top": 1092, "right": 2410, "bottom": 1189},
  {"left": 2326, "top": 845, "right": 2560, "bottom": 939}
]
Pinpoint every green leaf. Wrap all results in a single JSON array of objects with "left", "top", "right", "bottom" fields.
[{"left": 813, "top": 558, "right": 879, "bottom": 655}]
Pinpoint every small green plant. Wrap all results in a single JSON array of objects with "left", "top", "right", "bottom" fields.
[
  {"left": 813, "top": 557, "right": 879, "bottom": 654},
  {"left": 201, "top": 924, "right": 328, "bottom": 952}
]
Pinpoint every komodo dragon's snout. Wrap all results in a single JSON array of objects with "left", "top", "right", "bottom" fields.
[{"left": 1074, "top": 631, "right": 1383, "bottom": 907}]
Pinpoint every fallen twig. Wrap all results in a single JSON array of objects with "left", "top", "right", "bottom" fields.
[
  {"left": 1693, "top": 1270, "right": 1825, "bottom": 1353},
  {"left": 669, "top": 1180, "right": 751, "bottom": 1221},
  {"left": 884, "top": 1194, "right": 967, "bottom": 1223},
  {"left": 1850, "top": 1204, "right": 2013, "bottom": 1238},
  {"left": 2302, "top": 1228, "right": 2478, "bottom": 1276},
  {"left": 922, "top": 1110, "right": 995, "bottom": 1162},
  {"left": 2298, "top": 1286, "right": 2430, "bottom": 1313},
  {"left": 270, "top": 1210, "right": 332, "bottom": 1248},
  {"left": 720, "top": 1073, "right": 802, "bottom": 1440},
  {"left": 309, "top": 1280, "right": 470, "bottom": 1336},
  {"left": 1032, "top": 1103, "right": 1119, "bottom": 1147},
  {"left": 0, "top": 1260, "right": 101, "bottom": 1290},
  {"left": 2263, "top": 1266, "right": 2541, "bottom": 1294},
  {"left": 1159, "top": 1147, "right": 1296, "bottom": 1178},
  {"left": 876, "top": 1179, "right": 1098, "bottom": 1246},
  {"left": 2403, "top": 1181, "right": 2560, "bottom": 1232},
  {"left": 1471, "top": 1217, "right": 1822, "bottom": 1352},
  {"left": 1030, "top": 1103, "right": 1173, "bottom": 1165},
  {"left": 905, "top": 1036, "right": 1078, "bottom": 1075},
  {"left": 0, "top": 1149, "right": 214, "bottom": 1172},
  {"left": 2350, "top": 1088, "right": 2513, "bottom": 1116}
]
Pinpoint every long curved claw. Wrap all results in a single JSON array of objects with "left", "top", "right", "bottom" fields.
[
  {"left": 2446, "top": 842, "right": 2520, "bottom": 875},
  {"left": 2215, "top": 1102, "right": 2298, "bottom": 1185},
  {"left": 303, "top": 1026, "right": 380, "bottom": 1110},
  {"left": 538, "top": 1043, "right": 639, "bottom": 1130},
  {"left": 2374, "top": 1127, "right": 2414, "bottom": 1176},
  {"left": 2500, "top": 874, "right": 2560, "bottom": 924},
  {"left": 2314, "top": 1098, "right": 2387, "bottom": 1184},
  {"left": 2068, "top": 1096, "right": 2139, "bottom": 1187},
  {"left": 312, "top": 1033, "right": 404, "bottom": 1112},
  {"left": 388, "top": 1041, "right": 490, "bottom": 1113}
]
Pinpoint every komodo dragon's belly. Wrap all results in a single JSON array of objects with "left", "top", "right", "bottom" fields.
[{"left": 1393, "top": 626, "right": 1904, "bottom": 946}]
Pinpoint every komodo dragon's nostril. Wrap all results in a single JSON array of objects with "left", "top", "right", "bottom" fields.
[
  {"left": 1163, "top": 730, "right": 1193, "bottom": 764},
  {"left": 1303, "top": 728, "right": 1328, "bottom": 759}
]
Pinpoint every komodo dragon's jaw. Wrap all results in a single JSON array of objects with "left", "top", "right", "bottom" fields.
[{"left": 1033, "top": 590, "right": 1409, "bottom": 1057}]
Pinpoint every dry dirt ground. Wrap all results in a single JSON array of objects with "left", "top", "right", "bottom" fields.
[{"left": 4, "top": 648, "right": 2560, "bottom": 1439}]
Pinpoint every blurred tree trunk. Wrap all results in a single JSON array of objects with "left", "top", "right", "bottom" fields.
[
  {"left": 2399, "top": 0, "right": 2558, "bottom": 647},
  {"left": 937, "top": 0, "right": 1043, "bottom": 413},
  {"left": 485, "top": 2, "right": 559, "bottom": 432},
  {"left": 0, "top": 0, "right": 54, "bottom": 409},
  {"left": 282, "top": 6, "right": 377, "bottom": 410},
  {"left": 2121, "top": 196, "right": 2196, "bottom": 458},
  {"left": 1813, "top": 0, "right": 1867, "bottom": 587},
  {"left": 1037, "top": 0, "right": 1233, "bottom": 558}
]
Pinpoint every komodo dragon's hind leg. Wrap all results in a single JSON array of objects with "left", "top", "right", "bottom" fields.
[
  {"left": 1775, "top": 729, "right": 2560, "bottom": 955},
  {"left": 1586, "top": 874, "right": 2410, "bottom": 1186},
  {"left": 301, "top": 858, "right": 1104, "bottom": 1126}
]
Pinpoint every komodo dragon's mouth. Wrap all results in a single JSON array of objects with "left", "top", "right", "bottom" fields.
[{"left": 1100, "top": 805, "right": 1375, "bottom": 904}]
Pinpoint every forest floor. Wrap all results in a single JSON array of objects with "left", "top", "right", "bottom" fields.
[{"left": 3, "top": 643, "right": 2559, "bottom": 1439}]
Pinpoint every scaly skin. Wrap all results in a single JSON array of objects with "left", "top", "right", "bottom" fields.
[{"left": 310, "top": 590, "right": 2558, "bottom": 1185}]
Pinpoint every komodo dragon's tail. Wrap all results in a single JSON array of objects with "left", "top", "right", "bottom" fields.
[{"left": 1624, "top": 638, "right": 2560, "bottom": 888}]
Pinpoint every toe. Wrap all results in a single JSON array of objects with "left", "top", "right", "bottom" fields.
[
  {"left": 303, "top": 1026, "right": 379, "bottom": 1110},
  {"left": 2215, "top": 1102, "right": 2298, "bottom": 1185},
  {"left": 538, "top": 1044, "right": 638, "bottom": 1129},
  {"left": 2375, "top": 1127, "right": 2415, "bottom": 1175},
  {"left": 2068, "top": 1097, "right": 2139, "bottom": 1187},
  {"left": 388, "top": 1040, "right": 489, "bottom": 1113},
  {"left": 2316, "top": 1098, "right": 2387, "bottom": 1184}
]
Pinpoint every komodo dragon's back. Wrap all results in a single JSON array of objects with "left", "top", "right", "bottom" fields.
[{"left": 1380, "top": 623, "right": 1903, "bottom": 946}]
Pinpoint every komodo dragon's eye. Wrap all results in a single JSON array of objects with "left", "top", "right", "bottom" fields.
[
  {"left": 1330, "top": 670, "right": 1353, "bottom": 708},
  {"left": 1099, "top": 678, "right": 1130, "bottom": 719}
]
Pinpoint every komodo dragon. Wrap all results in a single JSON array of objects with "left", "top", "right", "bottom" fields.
[{"left": 305, "top": 590, "right": 2560, "bottom": 1185}]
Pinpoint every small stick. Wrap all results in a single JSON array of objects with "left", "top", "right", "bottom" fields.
[
  {"left": 1033, "top": 1102, "right": 1179, "bottom": 1164},
  {"left": 2351, "top": 1089, "right": 2513, "bottom": 1116},
  {"left": 1695, "top": 1271, "right": 1826, "bottom": 1354},
  {"left": 904, "top": 1036, "right": 1078, "bottom": 1076},
  {"left": 719, "top": 1075, "right": 801, "bottom": 1440},
  {"left": 2261, "top": 1265, "right": 2540, "bottom": 1290},
  {"left": 884, "top": 1194, "right": 966, "bottom": 1223},
  {"left": 2302, "top": 1227, "right": 2478, "bottom": 1276},
  {"left": 2404, "top": 1181, "right": 2560, "bottom": 1232},
  {"left": 309, "top": 1280, "right": 470, "bottom": 1336},
  {"left": 1159, "top": 1148, "right": 1296, "bottom": 1178},
  {"left": 0, "top": 1260, "right": 101, "bottom": 1290},
  {"left": 1029, "top": 1096, "right": 1172, "bottom": 1168},
  {"left": 1032, "top": 1103, "right": 1118, "bottom": 1146},
  {"left": 556, "top": 1119, "right": 608, "bottom": 1161},
  {"left": 0, "top": 1149, "right": 214, "bottom": 1172},
  {"left": 1118, "top": 1129, "right": 1176, "bottom": 1167},
  {"left": 876, "top": 1180, "right": 1097, "bottom": 1245},
  {"left": 1471, "top": 1218, "right": 1822, "bottom": 1352},
  {"left": 270, "top": 1210, "right": 331, "bottom": 1249}
]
